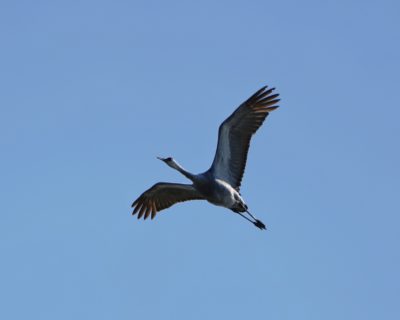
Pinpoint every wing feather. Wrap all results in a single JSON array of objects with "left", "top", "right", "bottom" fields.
[
  {"left": 209, "top": 86, "right": 280, "bottom": 190},
  {"left": 131, "top": 182, "right": 204, "bottom": 220}
]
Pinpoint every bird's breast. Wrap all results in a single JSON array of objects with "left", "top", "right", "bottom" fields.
[{"left": 200, "top": 178, "right": 236, "bottom": 208}]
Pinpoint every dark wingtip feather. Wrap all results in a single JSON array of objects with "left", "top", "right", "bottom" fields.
[
  {"left": 265, "top": 105, "right": 279, "bottom": 112},
  {"left": 151, "top": 203, "right": 157, "bottom": 219},
  {"left": 259, "top": 99, "right": 280, "bottom": 109},
  {"left": 137, "top": 203, "right": 147, "bottom": 219},
  {"left": 133, "top": 202, "right": 142, "bottom": 214},
  {"left": 247, "top": 85, "right": 269, "bottom": 103},
  {"left": 249, "top": 86, "right": 280, "bottom": 105},
  {"left": 144, "top": 205, "right": 152, "bottom": 220},
  {"left": 266, "top": 93, "right": 280, "bottom": 100}
]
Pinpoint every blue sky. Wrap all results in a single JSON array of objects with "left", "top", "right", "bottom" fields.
[{"left": 1, "top": 0, "right": 399, "bottom": 319}]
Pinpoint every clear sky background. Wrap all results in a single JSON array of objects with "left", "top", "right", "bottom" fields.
[{"left": 1, "top": 0, "right": 399, "bottom": 319}]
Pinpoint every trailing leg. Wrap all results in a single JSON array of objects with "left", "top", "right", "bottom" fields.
[
  {"left": 245, "top": 210, "right": 266, "bottom": 230},
  {"left": 233, "top": 209, "right": 266, "bottom": 230}
]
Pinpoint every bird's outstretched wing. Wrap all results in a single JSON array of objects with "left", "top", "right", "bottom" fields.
[
  {"left": 209, "top": 86, "right": 280, "bottom": 190},
  {"left": 131, "top": 182, "right": 204, "bottom": 220}
]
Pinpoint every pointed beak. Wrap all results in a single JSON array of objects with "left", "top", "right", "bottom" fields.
[{"left": 157, "top": 156, "right": 164, "bottom": 161}]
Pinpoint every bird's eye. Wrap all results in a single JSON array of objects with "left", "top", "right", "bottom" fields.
[{"left": 166, "top": 157, "right": 172, "bottom": 161}]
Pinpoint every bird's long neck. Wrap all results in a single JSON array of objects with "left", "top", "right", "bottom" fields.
[{"left": 171, "top": 161, "right": 195, "bottom": 182}]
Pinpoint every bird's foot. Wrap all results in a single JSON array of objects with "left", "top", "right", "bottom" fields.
[{"left": 254, "top": 219, "right": 266, "bottom": 230}]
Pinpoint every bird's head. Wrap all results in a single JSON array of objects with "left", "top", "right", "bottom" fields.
[{"left": 157, "top": 156, "right": 179, "bottom": 169}]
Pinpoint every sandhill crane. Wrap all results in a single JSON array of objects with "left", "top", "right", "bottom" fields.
[{"left": 132, "top": 85, "right": 280, "bottom": 230}]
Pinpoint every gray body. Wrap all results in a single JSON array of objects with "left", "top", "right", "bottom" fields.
[{"left": 191, "top": 172, "right": 245, "bottom": 211}]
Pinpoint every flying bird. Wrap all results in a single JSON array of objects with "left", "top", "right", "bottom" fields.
[{"left": 132, "top": 85, "right": 280, "bottom": 230}]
